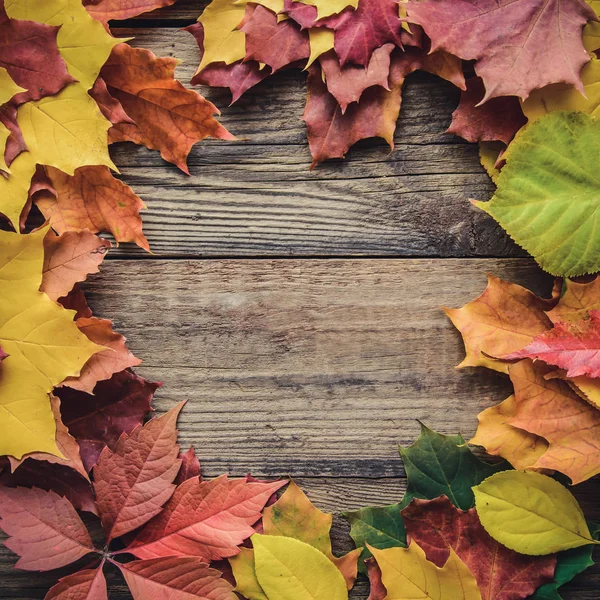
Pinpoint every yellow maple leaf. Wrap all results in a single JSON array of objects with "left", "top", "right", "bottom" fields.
[
  {"left": 369, "top": 541, "right": 482, "bottom": 600},
  {"left": 292, "top": 0, "right": 357, "bottom": 19},
  {"left": 196, "top": 0, "right": 248, "bottom": 72},
  {"left": 584, "top": 0, "right": 600, "bottom": 54},
  {"left": 0, "top": 228, "right": 102, "bottom": 459},
  {"left": 307, "top": 29, "right": 335, "bottom": 67},
  {"left": 5, "top": 0, "right": 124, "bottom": 90}
]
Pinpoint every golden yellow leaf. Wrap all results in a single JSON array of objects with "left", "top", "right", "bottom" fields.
[
  {"left": 252, "top": 534, "right": 348, "bottom": 600},
  {"left": 196, "top": 0, "right": 247, "bottom": 72},
  {"left": 0, "top": 67, "right": 25, "bottom": 106},
  {"left": 584, "top": 0, "right": 600, "bottom": 54},
  {"left": 292, "top": 0, "right": 357, "bottom": 20},
  {"left": 444, "top": 274, "right": 552, "bottom": 373},
  {"left": 0, "top": 228, "right": 102, "bottom": 459},
  {"left": 470, "top": 395, "right": 549, "bottom": 470},
  {"left": 522, "top": 58, "right": 600, "bottom": 122},
  {"left": 230, "top": 547, "right": 268, "bottom": 600},
  {"left": 547, "top": 277, "right": 600, "bottom": 323},
  {"left": 18, "top": 84, "right": 115, "bottom": 176},
  {"left": 0, "top": 124, "right": 11, "bottom": 173},
  {"left": 251, "top": 0, "right": 284, "bottom": 12},
  {"left": 368, "top": 541, "right": 482, "bottom": 600},
  {"left": 478, "top": 141, "right": 503, "bottom": 184},
  {"left": 5, "top": 0, "right": 124, "bottom": 90},
  {"left": 307, "top": 29, "right": 335, "bottom": 68},
  {"left": 474, "top": 471, "right": 596, "bottom": 555},
  {"left": 0, "top": 151, "right": 38, "bottom": 229}
]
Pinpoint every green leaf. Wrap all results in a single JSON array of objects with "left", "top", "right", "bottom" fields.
[
  {"left": 345, "top": 425, "right": 505, "bottom": 571},
  {"left": 474, "top": 111, "right": 600, "bottom": 277},
  {"left": 528, "top": 522, "right": 600, "bottom": 600},
  {"left": 474, "top": 471, "right": 596, "bottom": 555}
]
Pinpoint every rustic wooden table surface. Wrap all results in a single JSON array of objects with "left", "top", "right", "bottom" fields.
[{"left": 2, "top": 2, "right": 599, "bottom": 598}]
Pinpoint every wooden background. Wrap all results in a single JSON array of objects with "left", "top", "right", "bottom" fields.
[{"left": 2, "top": 2, "right": 599, "bottom": 598}]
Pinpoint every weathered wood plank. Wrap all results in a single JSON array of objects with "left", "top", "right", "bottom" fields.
[
  {"left": 80, "top": 257, "right": 552, "bottom": 477},
  {"left": 97, "top": 28, "right": 520, "bottom": 258}
]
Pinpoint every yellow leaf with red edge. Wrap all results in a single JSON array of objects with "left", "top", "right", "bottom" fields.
[
  {"left": 368, "top": 541, "right": 482, "bottom": 600},
  {"left": 0, "top": 228, "right": 103, "bottom": 459}
]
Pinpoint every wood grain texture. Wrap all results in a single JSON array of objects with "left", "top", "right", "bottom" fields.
[
  {"left": 99, "top": 28, "right": 522, "bottom": 259},
  {"left": 1, "top": 258, "right": 599, "bottom": 598}
]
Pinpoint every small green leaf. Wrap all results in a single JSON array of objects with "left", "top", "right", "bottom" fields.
[
  {"left": 474, "top": 111, "right": 600, "bottom": 277},
  {"left": 474, "top": 471, "right": 595, "bottom": 555}
]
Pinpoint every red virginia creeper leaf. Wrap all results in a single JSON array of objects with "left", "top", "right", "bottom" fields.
[
  {"left": 57, "top": 369, "right": 158, "bottom": 472},
  {"left": 94, "top": 402, "right": 184, "bottom": 542},
  {"left": 36, "top": 166, "right": 150, "bottom": 251},
  {"left": 320, "top": 44, "right": 394, "bottom": 113},
  {"left": 403, "top": 496, "right": 557, "bottom": 600},
  {"left": 102, "top": 44, "right": 234, "bottom": 174},
  {"left": 447, "top": 77, "right": 527, "bottom": 145},
  {"left": 61, "top": 317, "right": 141, "bottom": 394},
  {"left": 116, "top": 557, "right": 236, "bottom": 600},
  {"left": 84, "top": 0, "right": 177, "bottom": 22},
  {"left": 405, "top": 0, "right": 597, "bottom": 101},
  {"left": 241, "top": 5, "right": 310, "bottom": 72},
  {"left": 504, "top": 310, "right": 600, "bottom": 379},
  {"left": 126, "top": 475, "right": 287, "bottom": 561},
  {"left": 175, "top": 447, "right": 202, "bottom": 485},
  {"left": 0, "top": 487, "right": 95, "bottom": 571},
  {"left": 41, "top": 231, "right": 110, "bottom": 303},
  {"left": 0, "top": 6, "right": 74, "bottom": 105},
  {"left": 365, "top": 558, "right": 386, "bottom": 600},
  {"left": 45, "top": 567, "right": 108, "bottom": 600}
]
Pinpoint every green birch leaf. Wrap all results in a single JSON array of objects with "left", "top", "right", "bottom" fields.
[{"left": 474, "top": 111, "right": 600, "bottom": 277}]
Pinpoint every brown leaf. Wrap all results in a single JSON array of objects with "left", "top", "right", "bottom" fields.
[
  {"left": 36, "top": 165, "right": 150, "bottom": 251},
  {"left": 102, "top": 44, "right": 234, "bottom": 174},
  {"left": 84, "top": 0, "right": 177, "bottom": 22},
  {"left": 41, "top": 231, "right": 110, "bottom": 302},
  {"left": 45, "top": 567, "right": 107, "bottom": 600},
  {"left": 89, "top": 77, "right": 135, "bottom": 126}
]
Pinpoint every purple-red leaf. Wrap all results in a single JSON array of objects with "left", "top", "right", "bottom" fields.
[
  {"left": 125, "top": 475, "right": 286, "bottom": 561},
  {"left": 84, "top": 0, "right": 177, "bottom": 22},
  {"left": 57, "top": 369, "right": 158, "bottom": 472},
  {"left": 175, "top": 447, "right": 202, "bottom": 485},
  {"left": 116, "top": 557, "right": 236, "bottom": 600},
  {"left": 402, "top": 496, "right": 557, "bottom": 600},
  {"left": 0, "top": 487, "right": 95, "bottom": 571},
  {"left": 45, "top": 567, "right": 107, "bottom": 600},
  {"left": 89, "top": 78, "right": 135, "bottom": 126},
  {"left": 93, "top": 403, "right": 184, "bottom": 542}
]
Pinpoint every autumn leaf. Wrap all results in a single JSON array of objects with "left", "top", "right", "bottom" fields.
[
  {"left": 252, "top": 534, "right": 349, "bottom": 600},
  {"left": 103, "top": 44, "right": 234, "bottom": 174},
  {"left": 8, "top": 394, "right": 88, "bottom": 480},
  {"left": 175, "top": 447, "right": 202, "bottom": 485},
  {"left": 473, "top": 111, "right": 600, "bottom": 277},
  {"left": 90, "top": 77, "right": 135, "bottom": 126},
  {"left": 444, "top": 274, "right": 553, "bottom": 373},
  {"left": 346, "top": 425, "right": 503, "bottom": 568},
  {"left": 126, "top": 475, "right": 286, "bottom": 560},
  {"left": 402, "top": 496, "right": 557, "bottom": 600},
  {"left": 447, "top": 77, "right": 527, "bottom": 145},
  {"left": 0, "top": 486, "right": 95, "bottom": 571},
  {"left": 470, "top": 395, "right": 549, "bottom": 471},
  {"left": 61, "top": 317, "right": 141, "bottom": 394},
  {"left": 36, "top": 166, "right": 149, "bottom": 251},
  {"left": 503, "top": 311, "right": 600, "bottom": 379},
  {"left": 292, "top": 0, "right": 357, "bottom": 20},
  {"left": 6, "top": 0, "right": 124, "bottom": 91},
  {"left": 0, "top": 6, "right": 73, "bottom": 104},
  {"left": 94, "top": 402, "right": 184, "bottom": 541},
  {"left": 241, "top": 5, "right": 310, "bottom": 72},
  {"left": 84, "top": 0, "right": 177, "bottom": 22},
  {"left": 327, "top": 0, "right": 406, "bottom": 67},
  {"left": 505, "top": 360, "right": 600, "bottom": 484},
  {"left": 41, "top": 230, "right": 110, "bottom": 303},
  {"left": 405, "top": 0, "right": 596, "bottom": 102},
  {"left": 56, "top": 369, "right": 158, "bottom": 472},
  {"left": 0, "top": 228, "right": 102, "bottom": 459},
  {"left": 474, "top": 471, "right": 595, "bottom": 555},
  {"left": 320, "top": 44, "right": 394, "bottom": 113},
  {"left": 547, "top": 277, "right": 600, "bottom": 324},
  {"left": 45, "top": 568, "right": 107, "bottom": 600},
  {"left": 114, "top": 557, "right": 237, "bottom": 600},
  {"left": 368, "top": 541, "right": 482, "bottom": 600}
]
